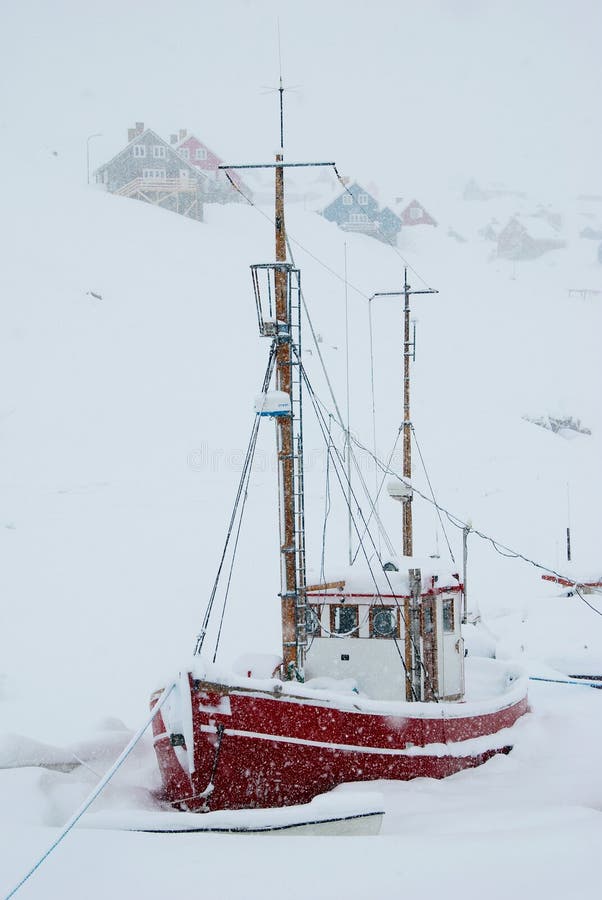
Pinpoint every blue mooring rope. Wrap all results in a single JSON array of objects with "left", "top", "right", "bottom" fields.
[
  {"left": 3, "top": 681, "right": 177, "bottom": 900},
  {"left": 529, "top": 675, "right": 602, "bottom": 690}
]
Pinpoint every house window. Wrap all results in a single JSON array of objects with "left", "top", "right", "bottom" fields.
[
  {"left": 153, "top": 145, "right": 166, "bottom": 158},
  {"left": 330, "top": 604, "right": 358, "bottom": 637},
  {"left": 358, "top": 193, "right": 368, "bottom": 206},
  {"left": 442, "top": 597, "right": 455, "bottom": 633},
  {"left": 349, "top": 213, "right": 368, "bottom": 223},
  {"left": 370, "top": 607, "right": 399, "bottom": 639},
  {"left": 133, "top": 145, "right": 146, "bottom": 157},
  {"left": 179, "top": 147, "right": 190, "bottom": 160},
  {"left": 142, "top": 169, "right": 166, "bottom": 180},
  {"left": 195, "top": 147, "right": 207, "bottom": 161},
  {"left": 342, "top": 194, "right": 352, "bottom": 206},
  {"left": 410, "top": 206, "right": 422, "bottom": 220}
]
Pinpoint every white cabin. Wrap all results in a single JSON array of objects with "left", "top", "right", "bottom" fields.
[{"left": 303, "top": 564, "right": 465, "bottom": 702}]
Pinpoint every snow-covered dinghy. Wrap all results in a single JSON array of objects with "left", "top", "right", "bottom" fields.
[{"left": 84, "top": 789, "right": 385, "bottom": 836}]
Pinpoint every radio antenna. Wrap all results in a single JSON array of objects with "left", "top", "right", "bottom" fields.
[{"left": 277, "top": 19, "right": 284, "bottom": 149}]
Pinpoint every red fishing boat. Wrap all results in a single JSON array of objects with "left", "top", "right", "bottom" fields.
[{"left": 150, "top": 94, "right": 528, "bottom": 813}]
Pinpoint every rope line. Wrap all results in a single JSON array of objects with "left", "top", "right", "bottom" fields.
[
  {"left": 411, "top": 425, "right": 456, "bottom": 565},
  {"left": 221, "top": 170, "right": 370, "bottom": 300},
  {"left": 194, "top": 346, "right": 277, "bottom": 656},
  {"left": 284, "top": 235, "right": 396, "bottom": 559},
  {"left": 4, "top": 683, "right": 177, "bottom": 900},
  {"left": 331, "top": 168, "right": 436, "bottom": 292},
  {"left": 323, "top": 418, "right": 602, "bottom": 611}
]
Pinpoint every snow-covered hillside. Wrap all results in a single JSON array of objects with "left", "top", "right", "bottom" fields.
[{"left": 2, "top": 137, "right": 602, "bottom": 897}]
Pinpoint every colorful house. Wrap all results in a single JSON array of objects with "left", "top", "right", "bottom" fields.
[
  {"left": 399, "top": 199, "right": 437, "bottom": 227},
  {"left": 94, "top": 123, "right": 206, "bottom": 221},
  {"left": 173, "top": 130, "right": 253, "bottom": 204},
  {"left": 321, "top": 183, "right": 401, "bottom": 244}
]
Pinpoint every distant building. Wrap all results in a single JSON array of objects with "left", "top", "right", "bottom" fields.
[
  {"left": 321, "top": 183, "right": 401, "bottom": 244},
  {"left": 172, "top": 130, "right": 253, "bottom": 204},
  {"left": 497, "top": 216, "right": 565, "bottom": 260},
  {"left": 398, "top": 199, "right": 437, "bottom": 227},
  {"left": 94, "top": 123, "right": 206, "bottom": 221},
  {"left": 580, "top": 226, "right": 602, "bottom": 240},
  {"left": 463, "top": 178, "right": 526, "bottom": 202}
]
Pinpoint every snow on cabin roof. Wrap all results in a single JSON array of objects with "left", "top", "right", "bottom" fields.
[{"left": 306, "top": 559, "right": 461, "bottom": 597}]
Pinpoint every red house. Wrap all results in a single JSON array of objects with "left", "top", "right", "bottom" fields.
[
  {"left": 171, "top": 130, "right": 252, "bottom": 204},
  {"left": 399, "top": 199, "right": 437, "bottom": 227}
]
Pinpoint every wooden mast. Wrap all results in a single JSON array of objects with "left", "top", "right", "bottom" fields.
[
  {"left": 402, "top": 268, "right": 413, "bottom": 557},
  {"left": 215, "top": 98, "right": 336, "bottom": 680},
  {"left": 274, "top": 82, "right": 299, "bottom": 677}
]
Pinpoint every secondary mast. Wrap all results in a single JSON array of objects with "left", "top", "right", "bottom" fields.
[{"left": 402, "top": 269, "right": 414, "bottom": 556}]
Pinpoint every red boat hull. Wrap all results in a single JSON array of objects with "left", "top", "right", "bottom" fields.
[{"left": 151, "top": 675, "right": 528, "bottom": 811}]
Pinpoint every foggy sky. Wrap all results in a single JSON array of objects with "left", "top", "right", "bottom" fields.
[{"left": 0, "top": 0, "right": 600, "bottom": 200}]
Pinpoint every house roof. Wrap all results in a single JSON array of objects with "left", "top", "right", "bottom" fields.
[
  {"left": 94, "top": 128, "right": 207, "bottom": 182},
  {"left": 177, "top": 132, "right": 220, "bottom": 158},
  {"left": 321, "top": 182, "right": 378, "bottom": 214},
  {"left": 176, "top": 132, "right": 249, "bottom": 190}
]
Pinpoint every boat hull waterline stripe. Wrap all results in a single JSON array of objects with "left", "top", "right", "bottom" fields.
[{"left": 195, "top": 722, "right": 515, "bottom": 758}]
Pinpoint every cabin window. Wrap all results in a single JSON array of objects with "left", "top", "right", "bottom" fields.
[
  {"left": 195, "top": 147, "right": 208, "bottom": 161},
  {"left": 306, "top": 606, "right": 321, "bottom": 636},
  {"left": 370, "top": 607, "right": 399, "bottom": 639},
  {"left": 153, "top": 145, "right": 166, "bottom": 158},
  {"left": 410, "top": 206, "right": 422, "bottom": 220},
  {"left": 422, "top": 604, "right": 435, "bottom": 635},
  {"left": 142, "top": 169, "right": 166, "bottom": 180},
  {"left": 358, "top": 193, "right": 368, "bottom": 206},
  {"left": 342, "top": 194, "right": 352, "bottom": 206},
  {"left": 349, "top": 213, "right": 369, "bottom": 223},
  {"left": 133, "top": 144, "right": 146, "bottom": 157},
  {"left": 179, "top": 147, "right": 190, "bottom": 160},
  {"left": 330, "top": 605, "right": 358, "bottom": 637},
  {"left": 442, "top": 597, "right": 455, "bottom": 633}
]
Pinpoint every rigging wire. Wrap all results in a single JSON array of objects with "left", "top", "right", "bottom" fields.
[
  {"left": 4, "top": 683, "right": 177, "bottom": 900},
  {"left": 329, "top": 418, "right": 602, "bottom": 609},
  {"left": 222, "top": 165, "right": 599, "bottom": 620},
  {"left": 351, "top": 426, "right": 403, "bottom": 565},
  {"left": 284, "top": 234, "right": 396, "bottom": 560},
  {"left": 331, "top": 165, "right": 436, "bottom": 292},
  {"left": 212, "top": 440, "right": 257, "bottom": 663},
  {"left": 221, "top": 161, "right": 425, "bottom": 562},
  {"left": 301, "top": 358, "right": 439, "bottom": 701},
  {"left": 574, "top": 586, "right": 602, "bottom": 619},
  {"left": 319, "top": 414, "right": 333, "bottom": 587},
  {"left": 222, "top": 171, "right": 370, "bottom": 300},
  {"left": 368, "top": 294, "right": 381, "bottom": 556},
  {"left": 411, "top": 424, "right": 456, "bottom": 565},
  {"left": 194, "top": 345, "right": 277, "bottom": 656}
]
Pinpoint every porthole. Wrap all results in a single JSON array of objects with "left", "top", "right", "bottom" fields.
[{"left": 371, "top": 608, "right": 398, "bottom": 638}]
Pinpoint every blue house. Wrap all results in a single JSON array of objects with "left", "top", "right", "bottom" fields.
[{"left": 321, "top": 183, "right": 401, "bottom": 244}]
